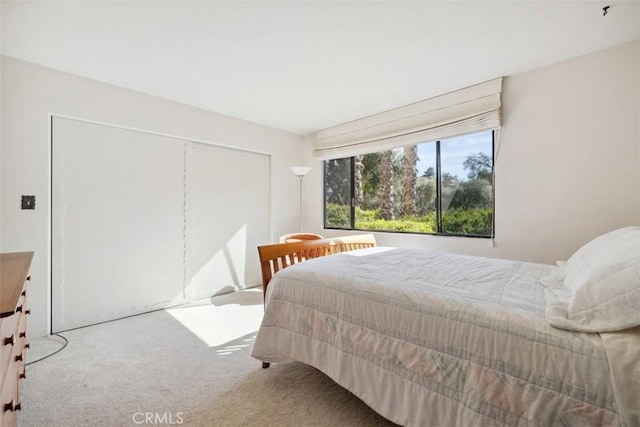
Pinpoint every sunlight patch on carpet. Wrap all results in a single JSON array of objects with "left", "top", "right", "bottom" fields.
[{"left": 166, "top": 294, "right": 263, "bottom": 348}]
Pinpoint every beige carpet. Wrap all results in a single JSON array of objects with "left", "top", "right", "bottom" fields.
[{"left": 20, "top": 289, "right": 397, "bottom": 427}]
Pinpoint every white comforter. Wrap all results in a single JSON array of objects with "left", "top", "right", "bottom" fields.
[{"left": 251, "top": 247, "right": 631, "bottom": 426}]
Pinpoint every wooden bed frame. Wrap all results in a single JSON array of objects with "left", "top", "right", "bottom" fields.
[
  {"left": 257, "top": 234, "right": 377, "bottom": 368},
  {"left": 257, "top": 233, "right": 377, "bottom": 297}
]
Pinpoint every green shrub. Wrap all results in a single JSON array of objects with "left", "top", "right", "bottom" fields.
[
  {"left": 326, "top": 204, "right": 492, "bottom": 236},
  {"left": 355, "top": 210, "right": 436, "bottom": 234},
  {"left": 355, "top": 218, "right": 435, "bottom": 233},
  {"left": 355, "top": 207, "right": 378, "bottom": 221},
  {"left": 325, "top": 203, "right": 350, "bottom": 228},
  {"left": 442, "top": 208, "right": 492, "bottom": 235}
]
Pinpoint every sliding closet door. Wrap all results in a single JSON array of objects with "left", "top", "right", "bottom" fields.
[
  {"left": 185, "top": 143, "right": 270, "bottom": 299},
  {"left": 52, "top": 118, "right": 186, "bottom": 332},
  {"left": 52, "top": 117, "right": 270, "bottom": 332}
]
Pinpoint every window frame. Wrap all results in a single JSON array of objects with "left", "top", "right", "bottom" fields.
[{"left": 323, "top": 130, "right": 495, "bottom": 238}]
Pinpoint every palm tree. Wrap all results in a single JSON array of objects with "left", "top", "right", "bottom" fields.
[
  {"left": 401, "top": 145, "right": 418, "bottom": 217},
  {"left": 380, "top": 150, "right": 394, "bottom": 220},
  {"left": 354, "top": 155, "right": 364, "bottom": 207}
]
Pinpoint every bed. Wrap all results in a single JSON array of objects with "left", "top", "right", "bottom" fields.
[{"left": 251, "top": 230, "right": 639, "bottom": 426}]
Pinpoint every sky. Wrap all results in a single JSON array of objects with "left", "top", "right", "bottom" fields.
[{"left": 415, "top": 130, "right": 493, "bottom": 180}]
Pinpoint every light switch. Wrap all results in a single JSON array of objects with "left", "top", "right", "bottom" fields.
[{"left": 21, "top": 195, "right": 36, "bottom": 210}]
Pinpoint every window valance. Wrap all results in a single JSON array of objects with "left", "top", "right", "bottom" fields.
[{"left": 313, "top": 77, "right": 502, "bottom": 160}]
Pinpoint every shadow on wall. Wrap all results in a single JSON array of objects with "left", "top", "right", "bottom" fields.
[{"left": 171, "top": 223, "right": 263, "bottom": 306}]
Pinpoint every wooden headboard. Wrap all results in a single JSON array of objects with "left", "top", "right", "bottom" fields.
[{"left": 257, "top": 234, "right": 377, "bottom": 298}]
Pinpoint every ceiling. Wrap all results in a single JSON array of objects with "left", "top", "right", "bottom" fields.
[{"left": 1, "top": 1, "right": 638, "bottom": 135}]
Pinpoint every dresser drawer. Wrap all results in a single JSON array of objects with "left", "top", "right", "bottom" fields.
[
  {"left": 0, "top": 402, "right": 17, "bottom": 427},
  {"left": 0, "top": 355, "right": 18, "bottom": 427},
  {"left": 16, "top": 302, "right": 28, "bottom": 347},
  {"left": 0, "top": 407, "right": 17, "bottom": 427},
  {"left": 0, "top": 314, "right": 19, "bottom": 382}
]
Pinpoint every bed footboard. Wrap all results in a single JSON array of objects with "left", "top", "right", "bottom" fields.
[
  {"left": 257, "top": 234, "right": 377, "bottom": 298},
  {"left": 256, "top": 234, "right": 376, "bottom": 369}
]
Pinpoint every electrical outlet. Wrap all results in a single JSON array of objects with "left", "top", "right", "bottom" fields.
[{"left": 21, "top": 195, "right": 36, "bottom": 210}]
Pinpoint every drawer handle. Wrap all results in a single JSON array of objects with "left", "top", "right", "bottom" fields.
[
  {"left": 15, "top": 354, "right": 23, "bottom": 362},
  {"left": 19, "top": 332, "right": 26, "bottom": 338},
  {"left": 16, "top": 306, "right": 23, "bottom": 313},
  {"left": 19, "top": 371, "right": 26, "bottom": 379},
  {"left": 3, "top": 401, "right": 19, "bottom": 412},
  {"left": 21, "top": 290, "right": 26, "bottom": 297},
  {"left": 3, "top": 335, "right": 14, "bottom": 346},
  {"left": 26, "top": 275, "right": 31, "bottom": 281},
  {"left": 25, "top": 309, "right": 31, "bottom": 315},
  {"left": 25, "top": 343, "right": 30, "bottom": 349}
]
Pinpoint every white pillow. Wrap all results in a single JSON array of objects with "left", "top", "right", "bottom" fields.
[{"left": 545, "top": 226, "right": 640, "bottom": 332}]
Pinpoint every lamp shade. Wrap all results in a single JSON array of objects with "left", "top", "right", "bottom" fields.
[{"left": 290, "top": 166, "right": 311, "bottom": 176}]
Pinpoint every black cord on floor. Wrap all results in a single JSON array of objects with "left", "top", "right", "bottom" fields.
[{"left": 25, "top": 333, "right": 69, "bottom": 366}]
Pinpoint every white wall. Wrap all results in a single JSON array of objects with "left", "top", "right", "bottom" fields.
[
  {"left": 305, "top": 40, "right": 640, "bottom": 265},
  {"left": 0, "top": 56, "right": 305, "bottom": 338}
]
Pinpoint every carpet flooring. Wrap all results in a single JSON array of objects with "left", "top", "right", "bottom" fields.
[{"left": 19, "top": 289, "right": 397, "bottom": 427}]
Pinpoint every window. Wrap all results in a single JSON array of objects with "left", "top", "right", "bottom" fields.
[{"left": 324, "top": 130, "right": 494, "bottom": 237}]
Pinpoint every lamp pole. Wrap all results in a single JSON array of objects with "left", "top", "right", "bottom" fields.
[
  {"left": 289, "top": 166, "right": 311, "bottom": 233},
  {"left": 298, "top": 175, "right": 304, "bottom": 232}
]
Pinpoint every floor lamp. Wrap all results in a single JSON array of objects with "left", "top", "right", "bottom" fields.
[{"left": 290, "top": 166, "right": 311, "bottom": 232}]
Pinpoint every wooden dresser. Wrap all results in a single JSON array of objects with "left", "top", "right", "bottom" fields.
[{"left": 0, "top": 252, "right": 33, "bottom": 427}]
